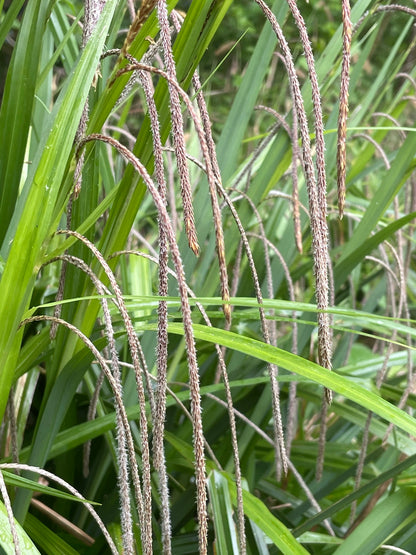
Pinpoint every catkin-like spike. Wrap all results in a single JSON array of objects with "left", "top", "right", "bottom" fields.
[
  {"left": 222, "top": 288, "right": 231, "bottom": 323},
  {"left": 325, "top": 387, "right": 333, "bottom": 404},
  {"left": 190, "top": 67, "right": 230, "bottom": 322},
  {"left": 337, "top": 0, "right": 352, "bottom": 219},
  {"left": 121, "top": 0, "right": 157, "bottom": 58},
  {"left": 185, "top": 217, "right": 200, "bottom": 256},
  {"left": 158, "top": 0, "right": 200, "bottom": 258}
]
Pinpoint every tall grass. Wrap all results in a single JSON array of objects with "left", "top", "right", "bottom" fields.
[{"left": 0, "top": 0, "right": 416, "bottom": 553}]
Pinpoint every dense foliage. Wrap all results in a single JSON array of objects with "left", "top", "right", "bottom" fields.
[{"left": 0, "top": 0, "right": 416, "bottom": 553}]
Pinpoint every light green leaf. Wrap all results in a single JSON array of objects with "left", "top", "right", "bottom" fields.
[
  {"left": 222, "top": 472, "right": 309, "bottom": 555},
  {"left": 0, "top": 500, "right": 40, "bottom": 554},
  {"left": 207, "top": 471, "right": 239, "bottom": 554},
  {"left": 333, "top": 489, "right": 416, "bottom": 555},
  {"left": 161, "top": 322, "right": 416, "bottom": 439}
]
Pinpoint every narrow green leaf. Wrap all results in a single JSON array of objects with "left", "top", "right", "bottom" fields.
[
  {"left": 0, "top": 0, "right": 53, "bottom": 244},
  {"left": 0, "top": 0, "right": 27, "bottom": 50},
  {"left": 222, "top": 472, "right": 310, "bottom": 555},
  {"left": 334, "top": 210, "right": 416, "bottom": 287},
  {"left": 0, "top": 501, "right": 40, "bottom": 554},
  {"left": 0, "top": 0, "right": 119, "bottom": 425},
  {"left": 333, "top": 489, "right": 416, "bottom": 555},
  {"left": 161, "top": 322, "right": 416, "bottom": 439},
  {"left": 336, "top": 133, "right": 416, "bottom": 270},
  {"left": 217, "top": 0, "right": 284, "bottom": 183},
  {"left": 12, "top": 343, "right": 97, "bottom": 521},
  {"left": 207, "top": 472, "right": 239, "bottom": 554},
  {"left": 23, "top": 512, "right": 79, "bottom": 555},
  {"left": 294, "top": 453, "right": 416, "bottom": 537},
  {"left": 2, "top": 471, "right": 98, "bottom": 505}
]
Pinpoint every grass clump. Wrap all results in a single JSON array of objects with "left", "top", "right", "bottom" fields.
[{"left": 0, "top": 0, "right": 416, "bottom": 553}]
